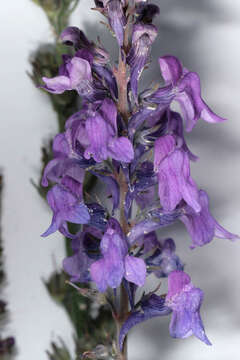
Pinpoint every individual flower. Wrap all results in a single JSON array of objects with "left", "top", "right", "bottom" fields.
[
  {"left": 136, "top": 2, "right": 160, "bottom": 24},
  {"left": 41, "top": 184, "right": 90, "bottom": 237},
  {"left": 146, "top": 238, "right": 184, "bottom": 277},
  {"left": 128, "top": 24, "right": 158, "bottom": 102},
  {"left": 145, "top": 55, "right": 226, "bottom": 131},
  {"left": 60, "top": 26, "right": 92, "bottom": 50},
  {"left": 61, "top": 26, "right": 110, "bottom": 66},
  {"left": 165, "top": 270, "right": 211, "bottom": 345},
  {"left": 181, "top": 190, "right": 239, "bottom": 248},
  {"left": 128, "top": 106, "right": 164, "bottom": 139},
  {"left": 84, "top": 98, "right": 134, "bottom": 163},
  {"left": 41, "top": 127, "right": 93, "bottom": 197},
  {"left": 154, "top": 135, "right": 201, "bottom": 212},
  {"left": 125, "top": 161, "right": 157, "bottom": 218},
  {"left": 96, "top": 0, "right": 126, "bottom": 47},
  {"left": 119, "top": 293, "right": 171, "bottom": 350},
  {"left": 87, "top": 203, "right": 108, "bottom": 232},
  {"left": 41, "top": 53, "right": 93, "bottom": 96},
  {"left": 127, "top": 208, "right": 181, "bottom": 245},
  {"left": 63, "top": 226, "right": 102, "bottom": 282},
  {"left": 90, "top": 218, "right": 146, "bottom": 292},
  {"left": 64, "top": 102, "right": 98, "bottom": 151}
]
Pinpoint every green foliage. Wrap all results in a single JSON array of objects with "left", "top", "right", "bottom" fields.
[
  {"left": 31, "top": 0, "right": 80, "bottom": 35},
  {"left": 44, "top": 271, "right": 115, "bottom": 359},
  {"left": 47, "top": 340, "right": 72, "bottom": 360}
]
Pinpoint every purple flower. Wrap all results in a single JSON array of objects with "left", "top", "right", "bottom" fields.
[
  {"left": 60, "top": 26, "right": 91, "bottom": 49},
  {"left": 166, "top": 270, "right": 211, "bottom": 345},
  {"left": 125, "top": 161, "right": 157, "bottom": 218},
  {"left": 154, "top": 135, "right": 201, "bottom": 212},
  {"left": 94, "top": 1, "right": 126, "bottom": 47},
  {"left": 41, "top": 129, "right": 92, "bottom": 197},
  {"left": 128, "top": 24, "right": 158, "bottom": 102},
  {"left": 64, "top": 103, "right": 97, "bottom": 153},
  {"left": 61, "top": 26, "right": 110, "bottom": 66},
  {"left": 37, "top": 1, "right": 240, "bottom": 353},
  {"left": 146, "top": 55, "right": 226, "bottom": 131},
  {"left": 146, "top": 238, "right": 184, "bottom": 277},
  {"left": 136, "top": 3, "right": 160, "bottom": 24},
  {"left": 128, "top": 106, "right": 163, "bottom": 139},
  {"left": 119, "top": 293, "right": 171, "bottom": 350},
  {"left": 42, "top": 53, "right": 93, "bottom": 96},
  {"left": 63, "top": 226, "right": 102, "bottom": 282},
  {"left": 105, "top": 0, "right": 126, "bottom": 47},
  {"left": 41, "top": 184, "right": 90, "bottom": 237},
  {"left": 127, "top": 209, "right": 181, "bottom": 245},
  {"left": 84, "top": 99, "right": 134, "bottom": 163},
  {"left": 181, "top": 190, "right": 239, "bottom": 248},
  {"left": 90, "top": 219, "right": 146, "bottom": 292},
  {"left": 87, "top": 203, "right": 108, "bottom": 232}
]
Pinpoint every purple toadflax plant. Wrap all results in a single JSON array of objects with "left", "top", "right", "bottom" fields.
[{"left": 40, "top": 1, "right": 238, "bottom": 358}]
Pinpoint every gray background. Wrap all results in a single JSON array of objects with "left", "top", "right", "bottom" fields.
[{"left": 0, "top": 0, "right": 240, "bottom": 359}]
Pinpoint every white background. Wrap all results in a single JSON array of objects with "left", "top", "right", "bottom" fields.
[{"left": 0, "top": 0, "right": 240, "bottom": 359}]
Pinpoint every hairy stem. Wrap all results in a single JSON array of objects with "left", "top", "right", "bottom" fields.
[
  {"left": 112, "top": 170, "right": 129, "bottom": 359},
  {"left": 119, "top": 169, "right": 129, "bottom": 235},
  {"left": 113, "top": 14, "right": 133, "bottom": 357},
  {"left": 114, "top": 281, "right": 128, "bottom": 360},
  {"left": 113, "top": 55, "right": 129, "bottom": 124}
]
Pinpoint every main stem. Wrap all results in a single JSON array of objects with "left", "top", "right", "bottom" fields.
[
  {"left": 114, "top": 47, "right": 130, "bottom": 360},
  {"left": 116, "top": 171, "right": 129, "bottom": 360}
]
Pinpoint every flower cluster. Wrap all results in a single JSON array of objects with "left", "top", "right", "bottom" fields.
[{"left": 40, "top": 0, "right": 238, "bottom": 353}]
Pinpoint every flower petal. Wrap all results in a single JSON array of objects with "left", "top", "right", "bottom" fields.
[
  {"left": 108, "top": 137, "right": 134, "bottom": 163},
  {"left": 90, "top": 258, "right": 108, "bottom": 292},
  {"left": 84, "top": 115, "right": 109, "bottom": 162},
  {"left": 154, "top": 134, "right": 176, "bottom": 171},
  {"left": 167, "top": 270, "right": 191, "bottom": 299},
  {"left": 41, "top": 75, "right": 71, "bottom": 94},
  {"left": 60, "top": 26, "right": 91, "bottom": 49},
  {"left": 99, "top": 98, "right": 117, "bottom": 135},
  {"left": 159, "top": 55, "right": 183, "bottom": 86},
  {"left": 128, "top": 209, "right": 180, "bottom": 245},
  {"left": 41, "top": 213, "right": 62, "bottom": 237},
  {"left": 63, "top": 203, "right": 90, "bottom": 224},
  {"left": 107, "top": 0, "right": 126, "bottom": 46},
  {"left": 124, "top": 255, "right": 146, "bottom": 286},
  {"left": 67, "top": 57, "right": 92, "bottom": 89}
]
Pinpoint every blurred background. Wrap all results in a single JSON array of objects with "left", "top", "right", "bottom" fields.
[{"left": 0, "top": 0, "right": 240, "bottom": 359}]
